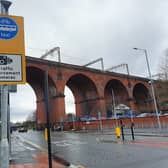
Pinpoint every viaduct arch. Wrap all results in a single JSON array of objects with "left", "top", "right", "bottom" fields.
[{"left": 26, "top": 56, "right": 153, "bottom": 125}]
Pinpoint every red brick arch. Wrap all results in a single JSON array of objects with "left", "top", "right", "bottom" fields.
[
  {"left": 26, "top": 65, "right": 58, "bottom": 124},
  {"left": 66, "top": 73, "right": 100, "bottom": 118},
  {"left": 105, "top": 79, "right": 129, "bottom": 117},
  {"left": 133, "top": 83, "right": 151, "bottom": 112}
]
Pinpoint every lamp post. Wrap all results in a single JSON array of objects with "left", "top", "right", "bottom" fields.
[
  {"left": 98, "top": 111, "right": 103, "bottom": 131},
  {"left": 133, "top": 48, "right": 161, "bottom": 129},
  {"left": 111, "top": 89, "right": 118, "bottom": 126}
]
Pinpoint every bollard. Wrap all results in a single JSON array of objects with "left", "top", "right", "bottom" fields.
[
  {"left": 120, "top": 120, "right": 125, "bottom": 141},
  {"left": 131, "top": 123, "right": 135, "bottom": 141},
  {"left": 115, "top": 127, "right": 121, "bottom": 139},
  {"left": 44, "top": 128, "right": 48, "bottom": 141},
  {"left": 121, "top": 125, "right": 124, "bottom": 141}
]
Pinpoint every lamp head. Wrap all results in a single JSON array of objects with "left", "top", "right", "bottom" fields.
[{"left": 0, "top": 0, "right": 12, "bottom": 14}]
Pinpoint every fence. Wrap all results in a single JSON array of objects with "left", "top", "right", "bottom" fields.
[{"left": 63, "top": 116, "right": 168, "bottom": 131}]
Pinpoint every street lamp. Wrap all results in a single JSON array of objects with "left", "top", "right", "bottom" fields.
[
  {"left": 111, "top": 89, "right": 118, "bottom": 126},
  {"left": 133, "top": 48, "right": 161, "bottom": 129}
]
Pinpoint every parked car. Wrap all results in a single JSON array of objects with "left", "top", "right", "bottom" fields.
[
  {"left": 53, "top": 126, "right": 62, "bottom": 131},
  {"left": 18, "top": 127, "right": 28, "bottom": 133},
  {"left": 160, "top": 111, "right": 168, "bottom": 116},
  {"left": 113, "top": 109, "right": 136, "bottom": 119},
  {"left": 136, "top": 113, "right": 153, "bottom": 117},
  {"left": 162, "top": 113, "right": 168, "bottom": 116},
  {"left": 98, "top": 116, "right": 107, "bottom": 120},
  {"left": 79, "top": 116, "right": 97, "bottom": 121}
]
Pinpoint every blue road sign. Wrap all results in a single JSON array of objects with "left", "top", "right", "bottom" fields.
[{"left": 0, "top": 17, "right": 18, "bottom": 40}]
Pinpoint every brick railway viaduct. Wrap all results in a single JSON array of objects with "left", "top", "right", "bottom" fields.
[{"left": 26, "top": 56, "right": 154, "bottom": 125}]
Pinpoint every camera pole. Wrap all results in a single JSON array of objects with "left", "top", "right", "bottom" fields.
[{"left": 0, "top": 1, "right": 12, "bottom": 168}]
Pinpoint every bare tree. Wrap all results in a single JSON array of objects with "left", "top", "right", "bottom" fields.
[
  {"left": 26, "top": 110, "right": 36, "bottom": 122},
  {"left": 159, "top": 49, "right": 168, "bottom": 80},
  {"left": 156, "top": 50, "right": 168, "bottom": 111}
]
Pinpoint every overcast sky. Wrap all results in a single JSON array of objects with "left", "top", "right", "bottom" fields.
[{"left": 8, "top": 0, "right": 168, "bottom": 122}]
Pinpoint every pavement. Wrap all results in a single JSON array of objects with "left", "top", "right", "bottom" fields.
[
  {"left": 9, "top": 132, "right": 85, "bottom": 168},
  {"left": 10, "top": 153, "right": 67, "bottom": 168},
  {"left": 9, "top": 128, "right": 168, "bottom": 168}
]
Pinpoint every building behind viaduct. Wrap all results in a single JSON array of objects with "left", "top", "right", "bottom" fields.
[{"left": 26, "top": 56, "right": 154, "bottom": 125}]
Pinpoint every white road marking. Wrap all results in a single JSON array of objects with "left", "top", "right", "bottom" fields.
[
  {"left": 51, "top": 140, "right": 87, "bottom": 147},
  {"left": 11, "top": 135, "right": 36, "bottom": 152},
  {"left": 24, "top": 146, "right": 35, "bottom": 151},
  {"left": 69, "top": 164, "right": 86, "bottom": 168}
]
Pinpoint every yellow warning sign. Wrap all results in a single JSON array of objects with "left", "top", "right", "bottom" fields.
[{"left": 0, "top": 15, "right": 26, "bottom": 84}]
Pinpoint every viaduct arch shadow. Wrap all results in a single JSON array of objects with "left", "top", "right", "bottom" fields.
[
  {"left": 66, "top": 74, "right": 100, "bottom": 119},
  {"left": 133, "top": 83, "right": 151, "bottom": 112},
  {"left": 105, "top": 79, "right": 129, "bottom": 117},
  {"left": 26, "top": 66, "right": 57, "bottom": 124}
]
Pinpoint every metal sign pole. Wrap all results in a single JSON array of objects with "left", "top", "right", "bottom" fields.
[
  {"left": 44, "top": 71, "right": 52, "bottom": 168},
  {"left": 0, "top": 85, "right": 9, "bottom": 168},
  {"left": 0, "top": 1, "right": 12, "bottom": 168}
]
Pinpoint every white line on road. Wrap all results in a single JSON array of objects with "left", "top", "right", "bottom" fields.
[{"left": 51, "top": 140, "right": 87, "bottom": 147}]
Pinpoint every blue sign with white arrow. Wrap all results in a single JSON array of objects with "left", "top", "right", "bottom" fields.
[{"left": 0, "top": 17, "right": 18, "bottom": 40}]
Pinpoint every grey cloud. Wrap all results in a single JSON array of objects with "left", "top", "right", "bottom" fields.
[{"left": 8, "top": 0, "right": 168, "bottom": 121}]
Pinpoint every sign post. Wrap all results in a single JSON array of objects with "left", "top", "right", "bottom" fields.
[
  {"left": 44, "top": 71, "right": 52, "bottom": 168},
  {"left": 0, "top": 1, "right": 26, "bottom": 168}
]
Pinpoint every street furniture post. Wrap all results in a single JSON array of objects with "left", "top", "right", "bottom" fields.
[
  {"left": 130, "top": 122, "right": 135, "bottom": 141},
  {"left": 0, "top": 1, "right": 26, "bottom": 168},
  {"left": 120, "top": 120, "right": 125, "bottom": 141},
  {"left": 0, "top": 85, "right": 9, "bottom": 168},
  {"left": 115, "top": 127, "right": 121, "bottom": 139},
  {"left": 44, "top": 71, "right": 52, "bottom": 168},
  {"left": 0, "top": 1, "right": 11, "bottom": 168},
  {"left": 133, "top": 48, "right": 161, "bottom": 129}
]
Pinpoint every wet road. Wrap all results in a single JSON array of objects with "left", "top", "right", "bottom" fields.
[{"left": 13, "top": 130, "right": 168, "bottom": 168}]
